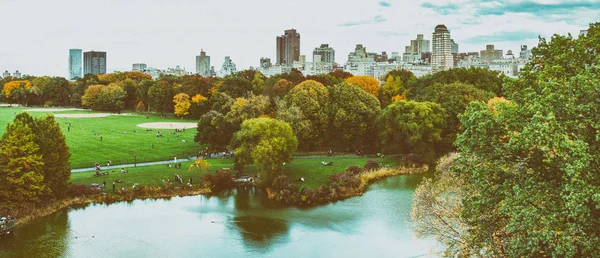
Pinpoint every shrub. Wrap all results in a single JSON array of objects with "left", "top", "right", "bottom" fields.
[
  {"left": 364, "top": 160, "right": 380, "bottom": 171},
  {"left": 345, "top": 165, "right": 363, "bottom": 175},
  {"left": 402, "top": 153, "right": 423, "bottom": 167},
  {"left": 201, "top": 169, "right": 235, "bottom": 191},
  {"left": 67, "top": 184, "right": 102, "bottom": 197}
]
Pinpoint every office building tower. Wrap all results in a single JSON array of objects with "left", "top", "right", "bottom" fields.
[
  {"left": 132, "top": 63, "right": 147, "bottom": 72},
  {"left": 2, "top": 70, "right": 10, "bottom": 78},
  {"left": 13, "top": 70, "right": 21, "bottom": 79},
  {"left": 403, "top": 34, "right": 430, "bottom": 64},
  {"left": 431, "top": 24, "right": 453, "bottom": 72},
  {"left": 276, "top": 29, "right": 301, "bottom": 66},
  {"left": 83, "top": 51, "right": 107, "bottom": 75},
  {"left": 196, "top": 50, "right": 211, "bottom": 77},
  {"left": 313, "top": 44, "right": 335, "bottom": 63},
  {"left": 480, "top": 45, "right": 503, "bottom": 64},
  {"left": 69, "top": 49, "right": 83, "bottom": 80}
]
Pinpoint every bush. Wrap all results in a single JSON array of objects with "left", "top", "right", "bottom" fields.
[
  {"left": 402, "top": 153, "right": 423, "bottom": 167},
  {"left": 201, "top": 169, "right": 235, "bottom": 191},
  {"left": 67, "top": 184, "right": 102, "bottom": 197},
  {"left": 44, "top": 101, "right": 53, "bottom": 107},
  {"left": 345, "top": 165, "right": 363, "bottom": 175},
  {"left": 364, "top": 160, "right": 380, "bottom": 171}
]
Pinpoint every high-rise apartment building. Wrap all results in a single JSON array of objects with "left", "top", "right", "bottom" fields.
[
  {"left": 260, "top": 57, "right": 272, "bottom": 68},
  {"left": 196, "top": 50, "right": 211, "bottom": 77},
  {"left": 480, "top": 45, "right": 503, "bottom": 64},
  {"left": 432, "top": 24, "right": 453, "bottom": 72},
  {"left": 13, "top": 70, "right": 21, "bottom": 79},
  {"left": 2, "top": 70, "right": 10, "bottom": 78},
  {"left": 276, "top": 29, "right": 301, "bottom": 66},
  {"left": 69, "top": 49, "right": 83, "bottom": 80},
  {"left": 451, "top": 39, "right": 459, "bottom": 54},
  {"left": 313, "top": 44, "right": 335, "bottom": 63},
  {"left": 83, "top": 51, "right": 107, "bottom": 75}
]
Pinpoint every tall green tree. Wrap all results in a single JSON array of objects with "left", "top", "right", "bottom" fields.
[
  {"left": 231, "top": 118, "right": 297, "bottom": 185},
  {"left": 326, "top": 82, "right": 381, "bottom": 152},
  {"left": 453, "top": 23, "right": 600, "bottom": 256},
  {"left": 15, "top": 113, "right": 71, "bottom": 198},
  {"left": 0, "top": 120, "right": 47, "bottom": 209},
  {"left": 377, "top": 100, "right": 445, "bottom": 164},
  {"left": 284, "top": 80, "right": 330, "bottom": 150}
]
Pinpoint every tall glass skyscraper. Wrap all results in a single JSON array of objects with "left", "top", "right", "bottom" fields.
[{"left": 68, "top": 49, "right": 83, "bottom": 80}]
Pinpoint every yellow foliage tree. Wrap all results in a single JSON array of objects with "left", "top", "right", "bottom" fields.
[
  {"left": 191, "top": 94, "right": 208, "bottom": 103},
  {"left": 345, "top": 76, "right": 380, "bottom": 97},
  {"left": 2, "top": 80, "right": 32, "bottom": 99},
  {"left": 173, "top": 93, "right": 191, "bottom": 119}
]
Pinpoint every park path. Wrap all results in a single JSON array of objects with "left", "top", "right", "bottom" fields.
[{"left": 70, "top": 154, "right": 399, "bottom": 173}]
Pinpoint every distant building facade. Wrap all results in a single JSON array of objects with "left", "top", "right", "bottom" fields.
[
  {"left": 132, "top": 63, "right": 147, "bottom": 72},
  {"left": 276, "top": 29, "right": 301, "bottom": 66},
  {"left": 219, "top": 56, "right": 237, "bottom": 77},
  {"left": 431, "top": 24, "right": 453, "bottom": 72},
  {"left": 519, "top": 45, "right": 531, "bottom": 60},
  {"left": 2, "top": 70, "right": 10, "bottom": 78},
  {"left": 196, "top": 50, "right": 211, "bottom": 77},
  {"left": 313, "top": 44, "right": 335, "bottom": 64},
  {"left": 480, "top": 45, "right": 503, "bottom": 64},
  {"left": 68, "top": 49, "right": 83, "bottom": 80},
  {"left": 403, "top": 34, "right": 430, "bottom": 64},
  {"left": 83, "top": 51, "right": 107, "bottom": 75},
  {"left": 12, "top": 70, "right": 21, "bottom": 79}
]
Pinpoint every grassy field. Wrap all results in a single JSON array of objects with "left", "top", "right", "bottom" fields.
[
  {"left": 70, "top": 156, "right": 400, "bottom": 190},
  {"left": 0, "top": 107, "right": 201, "bottom": 168}
]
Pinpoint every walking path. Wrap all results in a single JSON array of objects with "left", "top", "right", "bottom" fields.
[{"left": 71, "top": 154, "right": 399, "bottom": 173}]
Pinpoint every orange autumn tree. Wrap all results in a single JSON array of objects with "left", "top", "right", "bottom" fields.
[
  {"left": 345, "top": 76, "right": 380, "bottom": 97},
  {"left": 2, "top": 80, "right": 32, "bottom": 105}
]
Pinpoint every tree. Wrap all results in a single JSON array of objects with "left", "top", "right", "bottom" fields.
[
  {"left": 82, "top": 84, "right": 126, "bottom": 112},
  {"left": 411, "top": 153, "right": 471, "bottom": 256},
  {"left": 2, "top": 80, "right": 32, "bottom": 105},
  {"left": 81, "top": 84, "right": 104, "bottom": 110},
  {"left": 284, "top": 80, "right": 330, "bottom": 150},
  {"left": 195, "top": 110, "right": 231, "bottom": 151},
  {"left": 173, "top": 93, "right": 191, "bottom": 119},
  {"left": 251, "top": 72, "right": 265, "bottom": 94},
  {"left": 418, "top": 82, "right": 495, "bottom": 154},
  {"left": 326, "top": 82, "right": 381, "bottom": 152},
  {"left": 264, "top": 78, "right": 293, "bottom": 100},
  {"left": 148, "top": 80, "right": 177, "bottom": 115},
  {"left": 380, "top": 75, "right": 406, "bottom": 107},
  {"left": 452, "top": 23, "right": 600, "bottom": 256},
  {"left": 135, "top": 101, "right": 146, "bottom": 113},
  {"left": 189, "top": 93, "right": 210, "bottom": 119},
  {"left": 344, "top": 76, "right": 380, "bottom": 97},
  {"left": 327, "top": 70, "right": 353, "bottom": 80},
  {"left": 14, "top": 113, "right": 71, "bottom": 198},
  {"left": 377, "top": 100, "right": 445, "bottom": 164},
  {"left": 216, "top": 77, "right": 253, "bottom": 99},
  {"left": 0, "top": 120, "right": 47, "bottom": 209},
  {"left": 231, "top": 118, "right": 297, "bottom": 185}
]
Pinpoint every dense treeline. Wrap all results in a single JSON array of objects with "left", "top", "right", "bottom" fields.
[
  {"left": 1, "top": 64, "right": 503, "bottom": 185},
  {"left": 412, "top": 22, "right": 600, "bottom": 256}
]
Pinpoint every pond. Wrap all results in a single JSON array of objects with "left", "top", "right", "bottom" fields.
[{"left": 0, "top": 173, "right": 439, "bottom": 257}]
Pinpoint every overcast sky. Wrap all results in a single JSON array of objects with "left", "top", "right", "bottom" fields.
[{"left": 0, "top": 0, "right": 597, "bottom": 77}]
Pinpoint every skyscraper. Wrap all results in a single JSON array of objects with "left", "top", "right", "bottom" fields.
[
  {"left": 219, "top": 56, "right": 237, "bottom": 77},
  {"left": 68, "top": 49, "right": 83, "bottom": 80},
  {"left": 431, "top": 24, "right": 453, "bottom": 73},
  {"left": 403, "top": 34, "right": 430, "bottom": 64},
  {"left": 276, "top": 29, "right": 301, "bottom": 66},
  {"left": 196, "top": 50, "right": 211, "bottom": 77},
  {"left": 313, "top": 44, "right": 335, "bottom": 63},
  {"left": 83, "top": 51, "right": 107, "bottom": 75}
]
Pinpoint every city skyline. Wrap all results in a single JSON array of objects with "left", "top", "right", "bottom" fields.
[{"left": 0, "top": 0, "right": 598, "bottom": 77}]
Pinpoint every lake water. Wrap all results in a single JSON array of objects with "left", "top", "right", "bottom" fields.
[{"left": 0, "top": 173, "right": 439, "bottom": 257}]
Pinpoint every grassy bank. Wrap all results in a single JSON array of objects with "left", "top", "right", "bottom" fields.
[{"left": 70, "top": 156, "right": 400, "bottom": 190}]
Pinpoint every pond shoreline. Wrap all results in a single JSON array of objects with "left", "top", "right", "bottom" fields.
[{"left": 13, "top": 166, "right": 428, "bottom": 227}]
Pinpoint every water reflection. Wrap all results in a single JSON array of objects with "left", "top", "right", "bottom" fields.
[{"left": 0, "top": 209, "right": 69, "bottom": 258}]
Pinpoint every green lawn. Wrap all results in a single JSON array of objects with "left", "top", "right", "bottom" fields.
[
  {"left": 70, "top": 156, "right": 400, "bottom": 190},
  {"left": 0, "top": 107, "right": 202, "bottom": 168}
]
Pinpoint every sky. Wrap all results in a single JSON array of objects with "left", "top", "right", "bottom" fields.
[{"left": 0, "top": 0, "right": 598, "bottom": 77}]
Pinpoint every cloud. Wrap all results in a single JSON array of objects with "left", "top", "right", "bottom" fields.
[
  {"left": 421, "top": 2, "right": 459, "bottom": 15},
  {"left": 339, "top": 15, "right": 387, "bottom": 27},
  {"left": 464, "top": 30, "right": 540, "bottom": 44},
  {"left": 421, "top": 0, "right": 600, "bottom": 21},
  {"left": 379, "top": 1, "right": 391, "bottom": 7}
]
